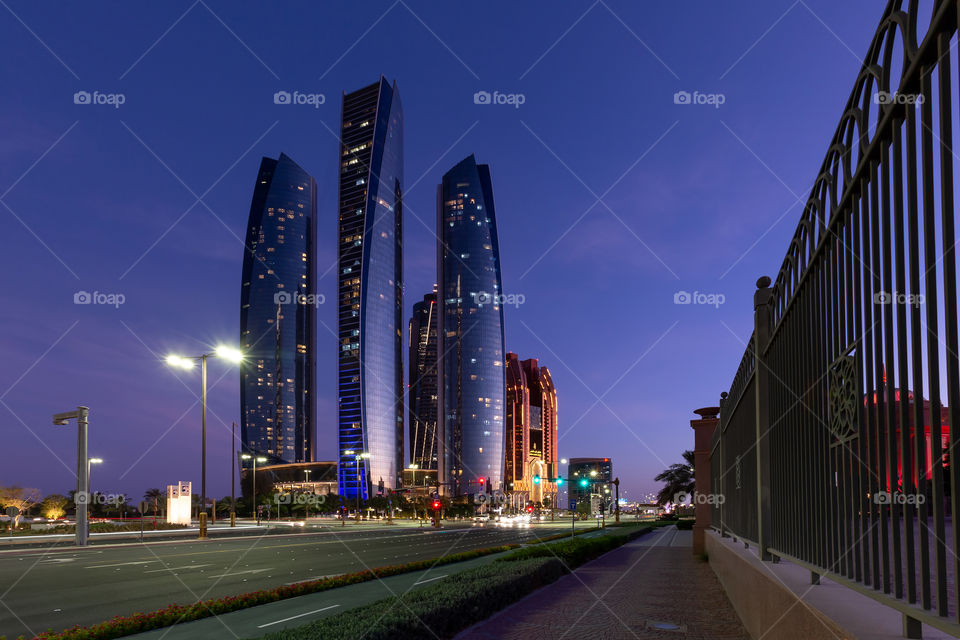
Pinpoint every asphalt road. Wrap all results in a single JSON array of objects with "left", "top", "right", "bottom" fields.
[{"left": 0, "top": 521, "right": 572, "bottom": 638}]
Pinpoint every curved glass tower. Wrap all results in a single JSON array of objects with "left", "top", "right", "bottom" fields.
[
  {"left": 239, "top": 153, "right": 317, "bottom": 466},
  {"left": 437, "top": 155, "right": 505, "bottom": 495},
  {"left": 337, "top": 78, "right": 404, "bottom": 499}
]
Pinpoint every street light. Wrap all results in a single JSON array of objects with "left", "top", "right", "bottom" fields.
[
  {"left": 87, "top": 458, "right": 103, "bottom": 499},
  {"left": 166, "top": 346, "right": 244, "bottom": 539},
  {"left": 53, "top": 407, "right": 90, "bottom": 545},
  {"left": 240, "top": 453, "right": 267, "bottom": 519},
  {"left": 343, "top": 450, "right": 370, "bottom": 521}
]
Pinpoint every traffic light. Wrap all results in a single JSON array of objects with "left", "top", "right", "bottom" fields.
[
  {"left": 556, "top": 477, "right": 564, "bottom": 485},
  {"left": 579, "top": 478, "right": 589, "bottom": 487},
  {"left": 533, "top": 475, "right": 541, "bottom": 484},
  {"left": 526, "top": 505, "right": 534, "bottom": 513},
  {"left": 478, "top": 477, "right": 485, "bottom": 485},
  {"left": 431, "top": 499, "right": 442, "bottom": 510}
]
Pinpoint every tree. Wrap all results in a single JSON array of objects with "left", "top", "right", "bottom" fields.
[
  {"left": 655, "top": 450, "right": 696, "bottom": 506},
  {"left": 144, "top": 488, "right": 163, "bottom": 515},
  {"left": 0, "top": 486, "right": 42, "bottom": 528},
  {"left": 41, "top": 494, "right": 69, "bottom": 520},
  {"left": 576, "top": 499, "right": 592, "bottom": 519}
]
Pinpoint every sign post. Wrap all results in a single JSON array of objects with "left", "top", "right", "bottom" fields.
[{"left": 6, "top": 506, "right": 18, "bottom": 539}]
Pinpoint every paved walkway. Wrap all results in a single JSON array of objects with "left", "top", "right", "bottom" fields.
[{"left": 457, "top": 527, "right": 749, "bottom": 640}]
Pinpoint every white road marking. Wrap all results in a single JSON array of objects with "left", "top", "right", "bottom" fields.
[
  {"left": 144, "top": 564, "right": 211, "bottom": 573},
  {"left": 85, "top": 561, "right": 155, "bottom": 569},
  {"left": 413, "top": 574, "right": 448, "bottom": 586},
  {"left": 257, "top": 604, "right": 340, "bottom": 628},
  {"left": 208, "top": 568, "right": 272, "bottom": 578},
  {"left": 283, "top": 574, "right": 338, "bottom": 585}
]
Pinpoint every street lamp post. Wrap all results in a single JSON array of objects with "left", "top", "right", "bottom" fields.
[
  {"left": 166, "top": 346, "right": 244, "bottom": 539},
  {"left": 304, "top": 469, "right": 312, "bottom": 520},
  {"left": 53, "top": 407, "right": 89, "bottom": 546},
  {"left": 230, "top": 421, "right": 237, "bottom": 527},
  {"left": 87, "top": 458, "right": 102, "bottom": 507},
  {"left": 241, "top": 453, "right": 267, "bottom": 520}
]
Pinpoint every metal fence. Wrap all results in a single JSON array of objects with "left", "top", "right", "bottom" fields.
[{"left": 711, "top": 1, "right": 960, "bottom": 636}]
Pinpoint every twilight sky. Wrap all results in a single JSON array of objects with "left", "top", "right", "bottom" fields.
[{"left": 0, "top": 1, "right": 889, "bottom": 502}]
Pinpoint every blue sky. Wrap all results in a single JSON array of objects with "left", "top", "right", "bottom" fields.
[{"left": 0, "top": 1, "right": 893, "bottom": 501}]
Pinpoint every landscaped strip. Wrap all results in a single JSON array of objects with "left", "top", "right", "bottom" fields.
[
  {"left": 29, "top": 544, "right": 519, "bottom": 640},
  {"left": 258, "top": 525, "right": 654, "bottom": 640}
]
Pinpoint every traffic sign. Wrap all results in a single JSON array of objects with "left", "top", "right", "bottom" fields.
[{"left": 5, "top": 506, "right": 19, "bottom": 518}]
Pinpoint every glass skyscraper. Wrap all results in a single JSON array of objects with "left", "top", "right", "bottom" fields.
[
  {"left": 337, "top": 77, "right": 404, "bottom": 499},
  {"left": 409, "top": 289, "right": 438, "bottom": 470},
  {"left": 239, "top": 153, "right": 317, "bottom": 466},
  {"left": 437, "top": 155, "right": 505, "bottom": 495}
]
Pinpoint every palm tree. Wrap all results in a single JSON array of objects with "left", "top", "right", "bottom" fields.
[
  {"left": 144, "top": 488, "right": 163, "bottom": 516},
  {"left": 655, "top": 450, "right": 695, "bottom": 505}
]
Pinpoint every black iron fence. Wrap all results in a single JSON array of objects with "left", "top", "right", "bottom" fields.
[{"left": 711, "top": 1, "right": 960, "bottom": 635}]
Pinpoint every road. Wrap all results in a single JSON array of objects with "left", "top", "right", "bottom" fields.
[{"left": 0, "top": 520, "right": 572, "bottom": 638}]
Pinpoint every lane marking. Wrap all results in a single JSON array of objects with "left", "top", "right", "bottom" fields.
[
  {"left": 85, "top": 561, "right": 155, "bottom": 569},
  {"left": 284, "top": 574, "right": 338, "bottom": 585},
  {"left": 413, "top": 574, "right": 448, "bottom": 586},
  {"left": 144, "top": 564, "right": 211, "bottom": 573},
  {"left": 257, "top": 604, "right": 340, "bottom": 628},
  {"left": 208, "top": 568, "right": 272, "bottom": 578}
]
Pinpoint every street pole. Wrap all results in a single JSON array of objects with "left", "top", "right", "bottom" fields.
[
  {"left": 355, "top": 456, "right": 361, "bottom": 522},
  {"left": 77, "top": 407, "right": 89, "bottom": 546},
  {"left": 230, "top": 422, "right": 236, "bottom": 527},
  {"left": 614, "top": 477, "right": 620, "bottom": 523},
  {"left": 252, "top": 455, "right": 257, "bottom": 520},
  {"left": 199, "top": 354, "right": 208, "bottom": 538}
]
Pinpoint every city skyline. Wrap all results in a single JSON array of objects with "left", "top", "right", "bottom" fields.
[{"left": 0, "top": 2, "right": 879, "bottom": 502}]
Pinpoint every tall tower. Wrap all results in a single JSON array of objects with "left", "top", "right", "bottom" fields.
[
  {"left": 337, "top": 77, "right": 404, "bottom": 499},
  {"left": 239, "top": 153, "right": 317, "bottom": 465},
  {"left": 437, "top": 154, "right": 505, "bottom": 495},
  {"left": 505, "top": 353, "right": 558, "bottom": 505},
  {"left": 409, "top": 289, "right": 439, "bottom": 470}
]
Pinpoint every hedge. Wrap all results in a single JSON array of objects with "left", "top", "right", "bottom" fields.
[
  {"left": 258, "top": 558, "right": 566, "bottom": 640},
  {"left": 30, "top": 544, "right": 519, "bottom": 640},
  {"left": 498, "top": 524, "right": 650, "bottom": 567}
]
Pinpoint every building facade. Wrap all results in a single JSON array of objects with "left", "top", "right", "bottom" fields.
[
  {"left": 505, "top": 353, "right": 558, "bottom": 506},
  {"left": 239, "top": 153, "right": 317, "bottom": 466},
  {"left": 409, "top": 289, "right": 439, "bottom": 470},
  {"left": 568, "top": 457, "right": 613, "bottom": 511},
  {"left": 437, "top": 154, "right": 506, "bottom": 495},
  {"left": 336, "top": 77, "right": 404, "bottom": 499}
]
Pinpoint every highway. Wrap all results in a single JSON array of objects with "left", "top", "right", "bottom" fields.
[{"left": 0, "top": 521, "right": 572, "bottom": 638}]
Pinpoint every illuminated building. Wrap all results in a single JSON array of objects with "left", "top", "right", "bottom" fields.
[
  {"left": 240, "top": 153, "right": 316, "bottom": 466},
  {"left": 505, "top": 353, "right": 558, "bottom": 506},
  {"left": 409, "top": 289, "right": 439, "bottom": 470},
  {"left": 337, "top": 77, "right": 404, "bottom": 499},
  {"left": 437, "top": 154, "right": 505, "bottom": 495}
]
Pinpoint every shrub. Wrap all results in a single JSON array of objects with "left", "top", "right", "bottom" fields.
[
  {"left": 499, "top": 525, "right": 649, "bottom": 567},
  {"left": 259, "top": 558, "right": 566, "bottom": 640},
  {"left": 675, "top": 518, "right": 695, "bottom": 530}
]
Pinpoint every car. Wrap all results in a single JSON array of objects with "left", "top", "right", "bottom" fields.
[{"left": 473, "top": 513, "right": 490, "bottom": 522}]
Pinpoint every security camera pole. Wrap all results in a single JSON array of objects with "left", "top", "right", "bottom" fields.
[{"left": 53, "top": 406, "right": 89, "bottom": 546}]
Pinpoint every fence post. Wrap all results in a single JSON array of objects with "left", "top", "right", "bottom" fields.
[
  {"left": 691, "top": 407, "right": 720, "bottom": 555},
  {"left": 754, "top": 275, "right": 773, "bottom": 561}
]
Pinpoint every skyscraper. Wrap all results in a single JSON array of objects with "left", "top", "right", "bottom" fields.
[
  {"left": 239, "top": 153, "right": 317, "bottom": 465},
  {"left": 409, "top": 289, "right": 439, "bottom": 470},
  {"left": 437, "top": 154, "right": 505, "bottom": 495},
  {"left": 337, "top": 77, "right": 404, "bottom": 499},
  {"left": 505, "top": 353, "right": 558, "bottom": 505}
]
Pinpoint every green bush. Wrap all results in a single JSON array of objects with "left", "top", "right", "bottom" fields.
[
  {"left": 675, "top": 518, "right": 695, "bottom": 530},
  {"left": 259, "top": 558, "right": 565, "bottom": 640},
  {"left": 498, "top": 525, "right": 649, "bottom": 567}
]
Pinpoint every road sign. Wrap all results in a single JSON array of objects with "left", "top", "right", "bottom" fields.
[
  {"left": 139, "top": 501, "right": 148, "bottom": 513},
  {"left": 5, "top": 506, "right": 19, "bottom": 518}
]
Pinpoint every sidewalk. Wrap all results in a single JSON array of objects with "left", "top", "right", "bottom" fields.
[{"left": 457, "top": 526, "right": 749, "bottom": 640}]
